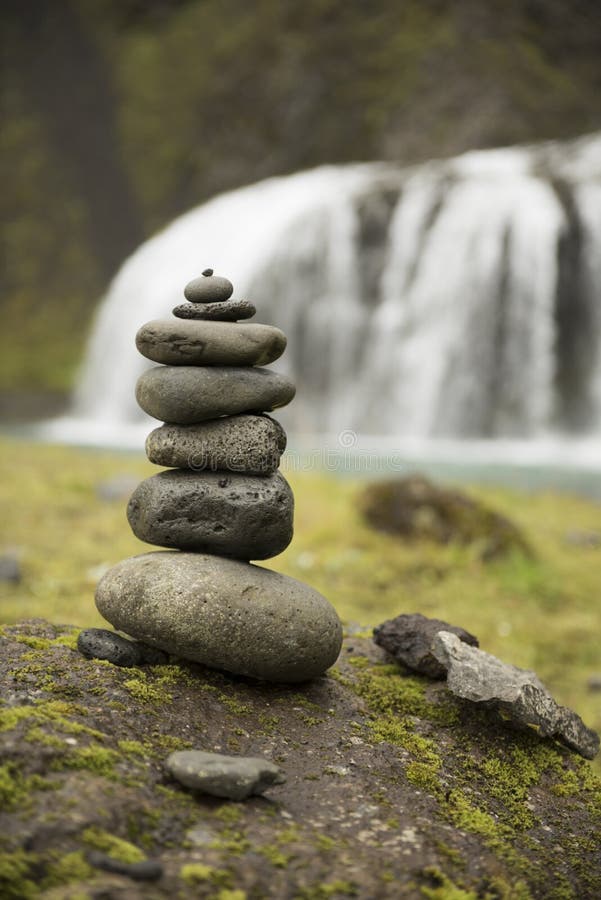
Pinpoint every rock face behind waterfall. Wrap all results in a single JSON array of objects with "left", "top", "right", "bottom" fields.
[{"left": 64, "top": 132, "right": 601, "bottom": 442}]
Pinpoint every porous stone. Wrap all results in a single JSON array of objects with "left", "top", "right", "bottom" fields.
[
  {"left": 165, "top": 750, "right": 285, "bottom": 801},
  {"left": 184, "top": 273, "right": 233, "bottom": 303},
  {"left": 86, "top": 851, "right": 163, "bottom": 881},
  {"left": 135, "top": 319, "right": 286, "bottom": 367},
  {"left": 136, "top": 365, "right": 296, "bottom": 425},
  {"left": 95, "top": 551, "right": 344, "bottom": 682},
  {"left": 173, "top": 298, "right": 256, "bottom": 321},
  {"left": 432, "top": 631, "right": 600, "bottom": 760},
  {"left": 145, "top": 414, "right": 287, "bottom": 475},
  {"left": 373, "top": 612, "right": 479, "bottom": 678},
  {"left": 77, "top": 628, "right": 143, "bottom": 667},
  {"left": 127, "top": 470, "right": 293, "bottom": 559}
]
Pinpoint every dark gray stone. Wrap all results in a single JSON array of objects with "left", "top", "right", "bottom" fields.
[
  {"left": 0, "top": 553, "right": 21, "bottom": 584},
  {"left": 95, "top": 551, "right": 343, "bottom": 682},
  {"left": 127, "top": 469, "right": 294, "bottom": 559},
  {"left": 432, "top": 631, "right": 600, "bottom": 760},
  {"left": 184, "top": 273, "right": 233, "bottom": 303},
  {"left": 145, "top": 414, "right": 286, "bottom": 475},
  {"left": 165, "top": 749, "right": 285, "bottom": 801},
  {"left": 136, "top": 365, "right": 296, "bottom": 425},
  {"left": 373, "top": 613, "right": 479, "bottom": 678},
  {"left": 77, "top": 628, "right": 143, "bottom": 667},
  {"left": 173, "top": 299, "right": 256, "bottom": 321},
  {"left": 135, "top": 319, "right": 286, "bottom": 367},
  {"left": 86, "top": 851, "right": 163, "bottom": 881}
]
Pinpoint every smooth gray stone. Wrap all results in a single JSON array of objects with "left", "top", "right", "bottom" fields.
[
  {"left": 95, "top": 551, "right": 343, "bottom": 682},
  {"left": 135, "top": 319, "right": 286, "bottom": 367},
  {"left": 165, "top": 750, "right": 285, "bottom": 801},
  {"left": 173, "top": 299, "right": 256, "bottom": 321},
  {"left": 373, "top": 612, "right": 478, "bottom": 678},
  {"left": 432, "top": 631, "right": 600, "bottom": 760},
  {"left": 136, "top": 366, "right": 296, "bottom": 424},
  {"left": 184, "top": 273, "right": 233, "bottom": 303},
  {"left": 146, "top": 414, "right": 287, "bottom": 475},
  {"left": 127, "top": 469, "right": 293, "bottom": 559}
]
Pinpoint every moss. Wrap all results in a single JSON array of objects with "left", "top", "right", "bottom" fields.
[
  {"left": 123, "top": 671, "right": 171, "bottom": 704},
  {"left": 0, "top": 763, "right": 55, "bottom": 810},
  {"left": 295, "top": 881, "right": 358, "bottom": 899},
  {"left": 0, "top": 850, "right": 39, "bottom": 900},
  {"left": 213, "top": 804, "right": 244, "bottom": 825},
  {"left": 180, "top": 863, "right": 232, "bottom": 887},
  {"left": 117, "top": 739, "right": 147, "bottom": 757},
  {"left": 419, "top": 867, "right": 478, "bottom": 899},
  {"left": 210, "top": 829, "right": 251, "bottom": 856},
  {"left": 406, "top": 760, "right": 442, "bottom": 794},
  {"left": 0, "top": 699, "right": 105, "bottom": 741},
  {"left": 81, "top": 828, "right": 145, "bottom": 864},
  {"left": 41, "top": 852, "right": 93, "bottom": 889},
  {"left": 216, "top": 891, "right": 247, "bottom": 900},
  {"left": 258, "top": 844, "right": 292, "bottom": 868},
  {"left": 57, "top": 745, "right": 117, "bottom": 777}
]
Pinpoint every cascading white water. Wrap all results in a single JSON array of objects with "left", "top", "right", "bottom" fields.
[{"left": 43, "top": 132, "right": 601, "bottom": 461}]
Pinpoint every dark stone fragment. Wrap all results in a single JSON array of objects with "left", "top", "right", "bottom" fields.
[
  {"left": 77, "top": 628, "right": 143, "bottom": 667},
  {"left": 86, "top": 850, "right": 163, "bottom": 881},
  {"left": 373, "top": 612, "right": 478, "bottom": 678},
  {"left": 172, "top": 299, "right": 256, "bottom": 321},
  {"left": 135, "top": 642, "right": 169, "bottom": 665}
]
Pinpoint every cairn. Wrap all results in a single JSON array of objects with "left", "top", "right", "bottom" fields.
[{"left": 94, "top": 270, "right": 342, "bottom": 682}]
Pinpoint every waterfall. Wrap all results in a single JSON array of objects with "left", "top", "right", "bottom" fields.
[{"left": 43, "top": 132, "right": 601, "bottom": 458}]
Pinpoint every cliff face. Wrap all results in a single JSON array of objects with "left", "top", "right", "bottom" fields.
[
  {"left": 2, "top": 0, "right": 601, "bottom": 394},
  {"left": 1, "top": 619, "right": 600, "bottom": 898}
]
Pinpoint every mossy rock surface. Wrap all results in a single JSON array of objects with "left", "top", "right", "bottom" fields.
[
  {"left": 359, "top": 476, "right": 533, "bottom": 561},
  {"left": 0, "top": 619, "right": 599, "bottom": 899}
]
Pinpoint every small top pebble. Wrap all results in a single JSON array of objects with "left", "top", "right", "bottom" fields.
[{"left": 184, "top": 270, "right": 234, "bottom": 304}]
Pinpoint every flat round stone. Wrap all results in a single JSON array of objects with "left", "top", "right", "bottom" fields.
[
  {"left": 165, "top": 750, "right": 285, "bottom": 800},
  {"left": 127, "top": 470, "right": 293, "bottom": 559},
  {"left": 95, "top": 551, "right": 343, "bottom": 682},
  {"left": 146, "top": 414, "right": 286, "bottom": 475},
  {"left": 184, "top": 274, "right": 233, "bottom": 303},
  {"left": 77, "top": 628, "right": 143, "bottom": 667},
  {"left": 135, "top": 319, "right": 286, "bottom": 367},
  {"left": 136, "top": 366, "right": 296, "bottom": 425},
  {"left": 173, "top": 299, "right": 256, "bottom": 321}
]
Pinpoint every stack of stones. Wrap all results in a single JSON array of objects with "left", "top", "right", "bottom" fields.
[{"left": 95, "top": 270, "right": 342, "bottom": 683}]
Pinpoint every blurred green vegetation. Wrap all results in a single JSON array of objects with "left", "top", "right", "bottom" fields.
[
  {"left": 2, "top": 0, "right": 601, "bottom": 392},
  {"left": 1, "top": 437, "right": 600, "bottom": 772}
]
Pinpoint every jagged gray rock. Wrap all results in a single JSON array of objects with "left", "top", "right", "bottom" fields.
[
  {"left": 165, "top": 750, "right": 286, "bottom": 801},
  {"left": 432, "top": 631, "right": 600, "bottom": 759},
  {"left": 373, "top": 612, "right": 478, "bottom": 677}
]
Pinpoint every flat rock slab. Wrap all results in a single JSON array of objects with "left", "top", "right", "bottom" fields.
[
  {"left": 433, "top": 631, "right": 600, "bottom": 759},
  {"left": 173, "top": 298, "right": 256, "bottom": 321},
  {"left": 1, "top": 619, "right": 600, "bottom": 899},
  {"left": 136, "top": 365, "right": 296, "bottom": 424},
  {"left": 127, "top": 470, "right": 293, "bottom": 559},
  {"left": 136, "top": 319, "right": 286, "bottom": 367},
  {"left": 165, "top": 750, "right": 285, "bottom": 801},
  {"left": 146, "top": 414, "right": 287, "bottom": 475},
  {"left": 95, "top": 552, "right": 343, "bottom": 682},
  {"left": 373, "top": 612, "right": 479, "bottom": 678}
]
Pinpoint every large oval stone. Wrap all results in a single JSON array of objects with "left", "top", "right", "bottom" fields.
[
  {"left": 95, "top": 552, "right": 343, "bottom": 682},
  {"left": 146, "top": 414, "right": 286, "bottom": 475},
  {"left": 127, "top": 470, "right": 293, "bottom": 559},
  {"left": 135, "top": 319, "right": 286, "bottom": 367},
  {"left": 136, "top": 366, "right": 296, "bottom": 424}
]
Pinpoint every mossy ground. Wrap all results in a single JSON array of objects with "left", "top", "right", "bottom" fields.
[{"left": 1, "top": 436, "right": 600, "bottom": 770}]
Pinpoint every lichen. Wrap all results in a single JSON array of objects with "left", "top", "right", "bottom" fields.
[
  {"left": 81, "top": 827, "right": 145, "bottom": 864},
  {"left": 0, "top": 850, "right": 38, "bottom": 900},
  {"left": 180, "top": 863, "right": 232, "bottom": 888}
]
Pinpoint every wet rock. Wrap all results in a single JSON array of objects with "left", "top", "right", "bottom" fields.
[
  {"left": 165, "top": 749, "right": 285, "bottom": 800},
  {"left": 373, "top": 612, "right": 478, "bottom": 678},
  {"left": 184, "top": 272, "right": 233, "bottom": 303},
  {"left": 145, "top": 414, "right": 287, "bottom": 475},
  {"left": 359, "top": 475, "right": 532, "bottom": 561},
  {"left": 127, "top": 470, "right": 294, "bottom": 559},
  {"left": 95, "top": 551, "right": 343, "bottom": 682},
  {"left": 86, "top": 851, "right": 163, "bottom": 881},
  {"left": 173, "top": 298, "right": 256, "bottom": 321},
  {"left": 135, "top": 319, "right": 286, "bottom": 367},
  {"left": 136, "top": 365, "right": 296, "bottom": 425},
  {"left": 77, "top": 628, "right": 143, "bottom": 667},
  {"left": 432, "top": 631, "right": 600, "bottom": 759}
]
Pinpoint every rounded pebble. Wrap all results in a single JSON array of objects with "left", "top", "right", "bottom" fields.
[
  {"left": 136, "top": 366, "right": 296, "bottom": 425},
  {"left": 173, "top": 299, "right": 256, "bottom": 321},
  {"left": 135, "top": 319, "right": 286, "bottom": 367},
  {"left": 95, "top": 551, "right": 343, "bottom": 682},
  {"left": 145, "top": 414, "right": 286, "bottom": 475},
  {"left": 127, "top": 470, "right": 293, "bottom": 559},
  {"left": 165, "top": 750, "right": 285, "bottom": 801},
  {"left": 184, "top": 273, "right": 233, "bottom": 303},
  {"left": 77, "top": 628, "right": 143, "bottom": 667}
]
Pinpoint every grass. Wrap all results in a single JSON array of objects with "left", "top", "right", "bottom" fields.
[{"left": 1, "top": 435, "right": 600, "bottom": 771}]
